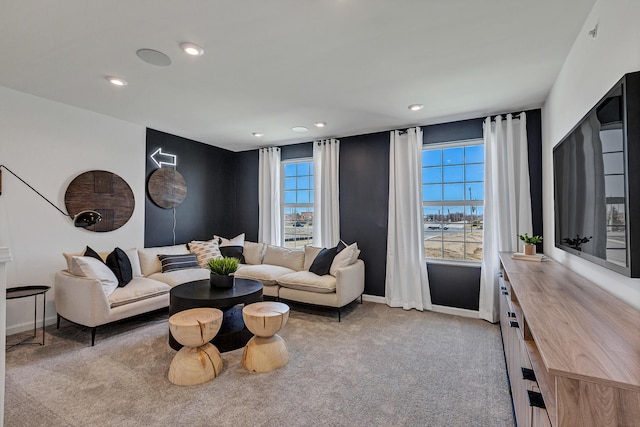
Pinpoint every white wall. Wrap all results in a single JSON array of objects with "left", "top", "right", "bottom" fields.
[
  {"left": 0, "top": 86, "right": 146, "bottom": 333},
  {"left": 543, "top": 0, "right": 640, "bottom": 309}
]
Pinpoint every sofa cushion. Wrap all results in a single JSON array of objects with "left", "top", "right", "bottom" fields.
[
  {"left": 189, "top": 238, "right": 223, "bottom": 268},
  {"left": 235, "top": 264, "right": 296, "bottom": 286},
  {"left": 243, "top": 241, "right": 266, "bottom": 265},
  {"left": 108, "top": 277, "right": 171, "bottom": 308},
  {"left": 70, "top": 256, "right": 119, "bottom": 297},
  {"left": 303, "top": 246, "right": 324, "bottom": 271},
  {"left": 158, "top": 253, "right": 199, "bottom": 272},
  {"left": 138, "top": 245, "right": 189, "bottom": 276},
  {"left": 263, "top": 245, "right": 305, "bottom": 271},
  {"left": 217, "top": 233, "right": 245, "bottom": 263},
  {"left": 330, "top": 242, "right": 360, "bottom": 276},
  {"left": 309, "top": 246, "right": 338, "bottom": 276},
  {"left": 277, "top": 271, "right": 337, "bottom": 293},
  {"left": 106, "top": 247, "right": 133, "bottom": 287},
  {"left": 148, "top": 268, "right": 210, "bottom": 287}
]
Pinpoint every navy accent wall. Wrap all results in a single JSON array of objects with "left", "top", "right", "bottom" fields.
[
  {"left": 144, "top": 110, "right": 543, "bottom": 311},
  {"left": 145, "top": 128, "right": 237, "bottom": 247}
]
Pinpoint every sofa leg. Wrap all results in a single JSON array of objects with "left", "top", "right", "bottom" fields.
[
  {"left": 338, "top": 307, "right": 341, "bottom": 322},
  {"left": 91, "top": 328, "right": 97, "bottom": 346},
  {"left": 360, "top": 294, "right": 363, "bottom": 304},
  {"left": 57, "top": 314, "right": 61, "bottom": 329}
]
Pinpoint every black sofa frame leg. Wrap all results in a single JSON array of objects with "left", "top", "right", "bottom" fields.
[
  {"left": 91, "top": 328, "right": 97, "bottom": 346},
  {"left": 56, "top": 314, "right": 61, "bottom": 329}
]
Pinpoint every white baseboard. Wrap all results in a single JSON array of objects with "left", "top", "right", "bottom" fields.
[
  {"left": 431, "top": 304, "right": 479, "bottom": 319},
  {"left": 6, "top": 315, "right": 58, "bottom": 336},
  {"left": 362, "top": 295, "right": 479, "bottom": 319}
]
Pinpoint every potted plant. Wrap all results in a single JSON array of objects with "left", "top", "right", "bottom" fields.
[
  {"left": 518, "top": 233, "right": 543, "bottom": 255},
  {"left": 563, "top": 235, "right": 592, "bottom": 252},
  {"left": 207, "top": 257, "right": 240, "bottom": 289}
]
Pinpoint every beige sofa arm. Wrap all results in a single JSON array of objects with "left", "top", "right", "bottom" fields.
[
  {"left": 55, "top": 270, "right": 112, "bottom": 327},
  {"left": 335, "top": 259, "right": 365, "bottom": 307}
]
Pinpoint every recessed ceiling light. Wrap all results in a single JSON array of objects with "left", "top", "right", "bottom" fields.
[
  {"left": 314, "top": 122, "right": 327, "bottom": 128},
  {"left": 291, "top": 126, "right": 309, "bottom": 133},
  {"left": 180, "top": 42, "right": 204, "bottom": 56},
  {"left": 252, "top": 132, "right": 264, "bottom": 137},
  {"left": 408, "top": 104, "right": 424, "bottom": 111},
  {"left": 106, "top": 76, "right": 127, "bottom": 86},
  {"left": 136, "top": 49, "right": 171, "bottom": 66}
]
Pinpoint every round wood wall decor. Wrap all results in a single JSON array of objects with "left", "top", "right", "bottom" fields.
[
  {"left": 65, "top": 170, "right": 135, "bottom": 232},
  {"left": 147, "top": 167, "right": 187, "bottom": 209}
]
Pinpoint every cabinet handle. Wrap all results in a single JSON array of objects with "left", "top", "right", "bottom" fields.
[
  {"left": 527, "top": 390, "right": 546, "bottom": 409},
  {"left": 509, "top": 320, "right": 519, "bottom": 328},
  {"left": 501, "top": 291, "right": 508, "bottom": 295},
  {"left": 507, "top": 312, "right": 516, "bottom": 318},
  {"left": 500, "top": 286, "right": 507, "bottom": 291},
  {"left": 521, "top": 367, "right": 536, "bottom": 381}
]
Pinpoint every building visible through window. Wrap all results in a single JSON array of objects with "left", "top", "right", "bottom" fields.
[
  {"left": 282, "top": 160, "right": 314, "bottom": 248},
  {"left": 422, "top": 140, "right": 484, "bottom": 261}
]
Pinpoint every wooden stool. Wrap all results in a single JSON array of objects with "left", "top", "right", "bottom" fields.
[
  {"left": 168, "top": 307, "right": 223, "bottom": 386},
  {"left": 241, "top": 302, "right": 290, "bottom": 373}
]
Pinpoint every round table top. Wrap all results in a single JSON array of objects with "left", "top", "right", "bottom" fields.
[
  {"left": 6, "top": 285, "right": 51, "bottom": 299},
  {"left": 170, "top": 278, "right": 263, "bottom": 308}
]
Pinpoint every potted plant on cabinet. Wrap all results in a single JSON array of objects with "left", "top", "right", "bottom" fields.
[
  {"left": 518, "top": 233, "right": 543, "bottom": 255},
  {"left": 207, "top": 257, "right": 240, "bottom": 289}
]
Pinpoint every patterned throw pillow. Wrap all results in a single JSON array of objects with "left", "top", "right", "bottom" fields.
[
  {"left": 189, "top": 239, "right": 223, "bottom": 268},
  {"left": 157, "top": 253, "right": 199, "bottom": 273}
]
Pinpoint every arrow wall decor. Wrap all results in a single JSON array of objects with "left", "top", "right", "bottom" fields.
[{"left": 150, "top": 148, "right": 177, "bottom": 168}]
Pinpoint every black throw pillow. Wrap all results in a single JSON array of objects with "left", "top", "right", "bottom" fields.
[
  {"left": 84, "top": 246, "right": 103, "bottom": 262},
  {"left": 219, "top": 246, "right": 245, "bottom": 263},
  {"left": 309, "top": 246, "right": 339, "bottom": 276},
  {"left": 106, "top": 247, "right": 133, "bottom": 287}
]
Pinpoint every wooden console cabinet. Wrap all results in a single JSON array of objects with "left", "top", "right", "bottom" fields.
[{"left": 498, "top": 252, "right": 640, "bottom": 427}]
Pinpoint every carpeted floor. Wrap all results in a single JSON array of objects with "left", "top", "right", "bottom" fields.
[{"left": 4, "top": 302, "right": 515, "bottom": 427}]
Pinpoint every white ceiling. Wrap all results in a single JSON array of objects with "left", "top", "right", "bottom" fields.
[{"left": 0, "top": 0, "right": 596, "bottom": 152}]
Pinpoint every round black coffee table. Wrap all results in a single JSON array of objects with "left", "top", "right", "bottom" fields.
[{"left": 169, "top": 278, "right": 263, "bottom": 352}]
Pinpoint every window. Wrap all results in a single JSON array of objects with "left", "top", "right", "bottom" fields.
[
  {"left": 282, "top": 159, "right": 314, "bottom": 248},
  {"left": 422, "top": 140, "right": 484, "bottom": 261}
]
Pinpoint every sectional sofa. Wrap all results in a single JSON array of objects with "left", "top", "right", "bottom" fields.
[{"left": 55, "top": 241, "right": 364, "bottom": 345}]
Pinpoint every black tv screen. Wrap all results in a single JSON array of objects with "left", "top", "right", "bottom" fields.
[{"left": 553, "top": 75, "right": 634, "bottom": 276}]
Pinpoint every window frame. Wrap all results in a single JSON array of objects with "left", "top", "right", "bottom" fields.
[
  {"left": 281, "top": 158, "right": 314, "bottom": 248},
  {"left": 422, "top": 138, "right": 484, "bottom": 264}
]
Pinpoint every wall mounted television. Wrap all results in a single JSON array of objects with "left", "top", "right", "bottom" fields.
[{"left": 553, "top": 71, "right": 640, "bottom": 277}]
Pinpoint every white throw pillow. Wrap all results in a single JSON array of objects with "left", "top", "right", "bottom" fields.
[
  {"left": 243, "top": 241, "right": 266, "bottom": 265},
  {"left": 70, "top": 256, "right": 119, "bottom": 297},
  {"left": 330, "top": 242, "right": 359, "bottom": 276}
]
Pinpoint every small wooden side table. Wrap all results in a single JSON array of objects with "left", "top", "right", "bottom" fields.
[
  {"left": 241, "top": 301, "right": 290, "bottom": 373},
  {"left": 6, "top": 285, "right": 50, "bottom": 348}
]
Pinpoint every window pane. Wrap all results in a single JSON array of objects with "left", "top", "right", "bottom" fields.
[
  {"left": 423, "top": 167, "right": 441, "bottom": 184},
  {"left": 443, "top": 147, "right": 463, "bottom": 165},
  {"left": 424, "top": 239, "right": 443, "bottom": 259},
  {"left": 284, "top": 163, "right": 297, "bottom": 177},
  {"left": 423, "top": 149, "right": 441, "bottom": 167},
  {"left": 297, "top": 176, "right": 310, "bottom": 189},
  {"left": 297, "top": 191, "right": 310, "bottom": 203},
  {"left": 297, "top": 163, "right": 309, "bottom": 175},
  {"left": 465, "top": 145, "right": 484, "bottom": 163},
  {"left": 285, "top": 191, "right": 296, "bottom": 204},
  {"left": 285, "top": 177, "right": 296, "bottom": 190},
  {"left": 443, "top": 242, "right": 465, "bottom": 260},
  {"left": 423, "top": 184, "right": 442, "bottom": 202},
  {"left": 465, "top": 164, "right": 484, "bottom": 182},
  {"left": 443, "top": 183, "right": 464, "bottom": 200},
  {"left": 443, "top": 165, "right": 463, "bottom": 183},
  {"left": 466, "top": 183, "right": 484, "bottom": 201}
]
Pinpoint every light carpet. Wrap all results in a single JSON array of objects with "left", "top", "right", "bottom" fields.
[{"left": 5, "top": 302, "right": 514, "bottom": 427}]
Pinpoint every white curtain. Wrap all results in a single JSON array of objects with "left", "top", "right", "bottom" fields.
[
  {"left": 479, "top": 113, "right": 532, "bottom": 322},
  {"left": 258, "top": 147, "right": 281, "bottom": 246},
  {"left": 313, "top": 139, "right": 340, "bottom": 248},
  {"left": 385, "top": 127, "right": 432, "bottom": 311}
]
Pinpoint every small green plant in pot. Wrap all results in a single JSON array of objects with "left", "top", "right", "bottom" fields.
[
  {"left": 518, "top": 233, "right": 542, "bottom": 255},
  {"left": 208, "top": 257, "right": 240, "bottom": 289}
]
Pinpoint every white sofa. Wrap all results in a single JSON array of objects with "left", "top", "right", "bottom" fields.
[
  {"left": 55, "top": 244, "right": 209, "bottom": 345},
  {"left": 55, "top": 242, "right": 365, "bottom": 345},
  {"left": 234, "top": 242, "right": 365, "bottom": 320}
]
